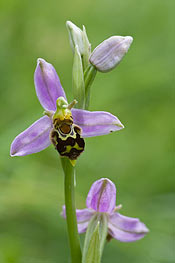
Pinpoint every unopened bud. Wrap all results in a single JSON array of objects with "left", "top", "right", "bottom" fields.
[
  {"left": 66, "top": 21, "right": 84, "bottom": 55},
  {"left": 66, "top": 21, "right": 91, "bottom": 70},
  {"left": 89, "top": 36, "right": 133, "bottom": 73}
]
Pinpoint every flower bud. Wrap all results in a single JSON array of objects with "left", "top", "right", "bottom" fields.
[
  {"left": 66, "top": 21, "right": 91, "bottom": 69},
  {"left": 66, "top": 21, "right": 84, "bottom": 55},
  {"left": 89, "top": 36, "right": 133, "bottom": 73}
]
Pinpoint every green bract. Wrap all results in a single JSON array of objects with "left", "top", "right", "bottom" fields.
[
  {"left": 72, "top": 45, "right": 85, "bottom": 109},
  {"left": 82, "top": 214, "right": 108, "bottom": 263}
]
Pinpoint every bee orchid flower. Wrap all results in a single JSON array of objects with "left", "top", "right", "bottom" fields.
[
  {"left": 62, "top": 178, "right": 149, "bottom": 242},
  {"left": 10, "top": 59, "right": 124, "bottom": 163}
]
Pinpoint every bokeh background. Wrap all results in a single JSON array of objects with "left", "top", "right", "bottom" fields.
[{"left": 0, "top": 0, "right": 174, "bottom": 262}]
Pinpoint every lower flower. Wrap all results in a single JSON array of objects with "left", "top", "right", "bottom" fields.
[{"left": 62, "top": 178, "right": 149, "bottom": 242}]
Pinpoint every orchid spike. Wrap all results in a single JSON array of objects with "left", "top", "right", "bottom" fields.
[
  {"left": 62, "top": 178, "right": 149, "bottom": 242},
  {"left": 10, "top": 59, "right": 124, "bottom": 163}
]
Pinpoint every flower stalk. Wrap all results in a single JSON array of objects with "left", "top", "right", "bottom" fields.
[
  {"left": 61, "top": 157, "right": 82, "bottom": 263},
  {"left": 84, "top": 64, "right": 97, "bottom": 109}
]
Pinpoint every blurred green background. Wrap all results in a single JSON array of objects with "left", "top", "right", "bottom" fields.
[{"left": 0, "top": 0, "right": 174, "bottom": 262}]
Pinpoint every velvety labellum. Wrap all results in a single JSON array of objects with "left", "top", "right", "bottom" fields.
[{"left": 50, "top": 117, "right": 85, "bottom": 160}]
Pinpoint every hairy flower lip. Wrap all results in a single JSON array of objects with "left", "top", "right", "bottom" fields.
[
  {"left": 62, "top": 178, "right": 149, "bottom": 242},
  {"left": 10, "top": 58, "right": 124, "bottom": 157}
]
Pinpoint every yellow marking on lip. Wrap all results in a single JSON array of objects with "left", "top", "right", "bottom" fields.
[
  {"left": 69, "top": 159, "right": 76, "bottom": 166},
  {"left": 62, "top": 143, "right": 83, "bottom": 154}
]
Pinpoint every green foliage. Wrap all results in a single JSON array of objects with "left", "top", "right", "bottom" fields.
[{"left": 0, "top": 0, "right": 174, "bottom": 262}]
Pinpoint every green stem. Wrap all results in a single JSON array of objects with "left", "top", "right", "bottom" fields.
[
  {"left": 84, "top": 64, "right": 97, "bottom": 109},
  {"left": 61, "top": 158, "right": 82, "bottom": 263}
]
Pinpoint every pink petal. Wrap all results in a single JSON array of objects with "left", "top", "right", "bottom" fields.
[
  {"left": 34, "top": 58, "right": 66, "bottom": 111},
  {"left": 10, "top": 116, "right": 52, "bottom": 156},
  {"left": 86, "top": 178, "right": 116, "bottom": 213},
  {"left": 77, "top": 208, "right": 94, "bottom": 233},
  {"left": 77, "top": 221, "right": 89, "bottom": 234},
  {"left": 108, "top": 212, "right": 149, "bottom": 242},
  {"left": 71, "top": 109, "right": 124, "bottom": 137},
  {"left": 76, "top": 208, "right": 94, "bottom": 223},
  {"left": 61, "top": 206, "right": 93, "bottom": 234}
]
